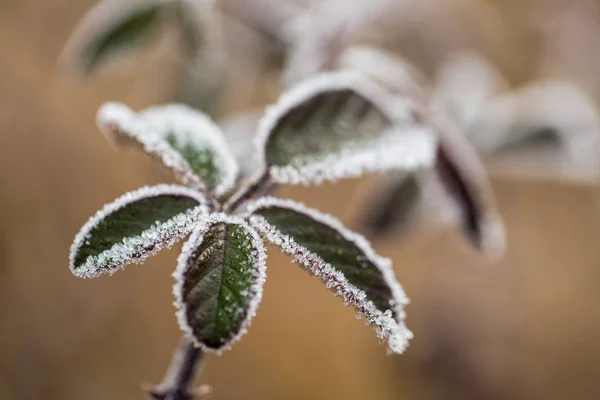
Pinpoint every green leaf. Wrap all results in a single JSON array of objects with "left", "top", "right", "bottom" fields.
[
  {"left": 174, "top": 216, "right": 266, "bottom": 352},
  {"left": 256, "top": 71, "right": 436, "bottom": 185},
  {"left": 60, "top": 0, "right": 165, "bottom": 75},
  {"left": 97, "top": 102, "right": 239, "bottom": 197},
  {"left": 247, "top": 197, "right": 412, "bottom": 354},
  {"left": 70, "top": 185, "right": 208, "bottom": 278}
]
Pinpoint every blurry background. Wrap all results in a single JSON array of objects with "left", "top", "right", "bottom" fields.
[{"left": 2, "top": 0, "right": 600, "bottom": 399}]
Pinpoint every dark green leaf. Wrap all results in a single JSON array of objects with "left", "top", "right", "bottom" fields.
[
  {"left": 174, "top": 217, "right": 266, "bottom": 352},
  {"left": 247, "top": 197, "right": 412, "bottom": 353},
  {"left": 70, "top": 185, "right": 207, "bottom": 278},
  {"left": 97, "top": 102, "right": 239, "bottom": 196},
  {"left": 257, "top": 71, "right": 435, "bottom": 184}
]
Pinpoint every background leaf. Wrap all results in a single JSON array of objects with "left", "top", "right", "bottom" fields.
[
  {"left": 431, "top": 117, "right": 505, "bottom": 254},
  {"left": 361, "top": 173, "right": 422, "bottom": 238},
  {"left": 256, "top": 71, "right": 436, "bottom": 185},
  {"left": 97, "top": 102, "right": 239, "bottom": 197},
  {"left": 70, "top": 185, "right": 208, "bottom": 278},
  {"left": 60, "top": 0, "right": 165, "bottom": 75},
  {"left": 247, "top": 197, "right": 412, "bottom": 354},
  {"left": 174, "top": 215, "right": 266, "bottom": 352},
  {"left": 361, "top": 116, "right": 505, "bottom": 255}
]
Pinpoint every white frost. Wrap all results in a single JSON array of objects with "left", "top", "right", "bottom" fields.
[
  {"left": 271, "top": 127, "right": 436, "bottom": 185},
  {"left": 173, "top": 213, "right": 267, "bottom": 354},
  {"left": 245, "top": 197, "right": 413, "bottom": 354},
  {"left": 97, "top": 102, "right": 239, "bottom": 196},
  {"left": 338, "top": 45, "right": 427, "bottom": 99},
  {"left": 254, "top": 70, "right": 436, "bottom": 185},
  {"left": 70, "top": 184, "right": 209, "bottom": 279}
]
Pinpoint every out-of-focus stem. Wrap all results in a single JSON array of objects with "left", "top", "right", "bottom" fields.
[{"left": 147, "top": 337, "right": 210, "bottom": 400}]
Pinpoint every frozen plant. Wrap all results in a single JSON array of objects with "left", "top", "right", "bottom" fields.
[
  {"left": 59, "top": 0, "right": 310, "bottom": 115},
  {"left": 69, "top": 71, "right": 440, "bottom": 399}
]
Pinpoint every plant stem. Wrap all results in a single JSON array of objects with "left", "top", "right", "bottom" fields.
[
  {"left": 147, "top": 337, "right": 210, "bottom": 400},
  {"left": 224, "top": 172, "right": 273, "bottom": 213}
]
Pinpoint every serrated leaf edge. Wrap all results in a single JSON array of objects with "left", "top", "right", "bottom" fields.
[
  {"left": 97, "top": 102, "right": 238, "bottom": 196},
  {"left": 173, "top": 213, "right": 267, "bottom": 354},
  {"left": 69, "top": 184, "right": 208, "bottom": 278},
  {"left": 245, "top": 196, "right": 413, "bottom": 354},
  {"left": 139, "top": 103, "right": 239, "bottom": 196},
  {"left": 97, "top": 102, "right": 207, "bottom": 191},
  {"left": 271, "top": 126, "right": 436, "bottom": 185}
]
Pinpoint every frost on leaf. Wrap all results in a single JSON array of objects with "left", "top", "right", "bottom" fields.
[
  {"left": 247, "top": 197, "right": 412, "bottom": 354},
  {"left": 256, "top": 71, "right": 436, "bottom": 185},
  {"left": 173, "top": 215, "right": 267, "bottom": 353},
  {"left": 97, "top": 102, "right": 238, "bottom": 196},
  {"left": 70, "top": 185, "right": 208, "bottom": 279},
  {"left": 59, "top": 0, "right": 165, "bottom": 75}
]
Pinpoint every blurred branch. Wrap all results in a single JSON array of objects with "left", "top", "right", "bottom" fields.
[
  {"left": 217, "top": 0, "right": 305, "bottom": 43},
  {"left": 146, "top": 337, "right": 211, "bottom": 400}
]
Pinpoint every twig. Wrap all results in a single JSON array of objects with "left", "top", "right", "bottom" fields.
[
  {"left": 146, "top": 337, "right": 211, "bottom": 400},
  {"left": 217, "top": 0, "right": 303, "bottom": 44},
  {"left": 224, "top": 172, "right": 273, "bottom": 213}
]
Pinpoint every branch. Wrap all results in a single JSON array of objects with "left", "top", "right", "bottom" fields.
[
  {"left": 216, "top": 0, "right": 304, "bottom": 44},
  {"left": 146, "top": 337, "right": 211, "bottom": 400},
  {"left": 224, "top": 172, "right": 274, "bottom": 213}
]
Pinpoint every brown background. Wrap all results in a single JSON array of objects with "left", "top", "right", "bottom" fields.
[{"left": 2, "top": 1, "right": 600, "bottom": 399}]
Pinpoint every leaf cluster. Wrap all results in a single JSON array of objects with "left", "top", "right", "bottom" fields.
[{"left": 70, "top": 72, "right": 439, "bottom": 353}]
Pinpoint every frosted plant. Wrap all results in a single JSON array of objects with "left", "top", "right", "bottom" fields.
[
  {"left": 357, "top": 49, "right": 600, "bottom": 248},
  {"left": 59, "top": 0, "right": 312, "bottom": 114},
  {"left": 329, "top": 46, "right": 504, "bottom": 255},
  {"left": 69, "top": 71, "right": 438, "bottom": 398},
  {"left": 433, "top": 51, "right": 600, "bottom": 185}
]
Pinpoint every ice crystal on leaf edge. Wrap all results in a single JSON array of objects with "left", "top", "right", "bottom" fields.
[
  {"left": 69, "top": 184, "right": 209, "bottom": 279},
  {"left": 172, "top": 213, "right": 268, "bottom": 354},
  {"left": 245, "top": 196, "right": 413, "bottom": 354}
]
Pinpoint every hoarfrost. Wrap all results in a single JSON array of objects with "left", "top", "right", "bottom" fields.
[
  {"left": 173, "top": 213, "right": 267, "bottom": 353},
  {"left": 70, "top": 184, "right": 209, "bottom": 278},
  {"left": 269, "top": 127, "right": 435, "bottom": 185},
  {"left": 254, "top": 70, "right": 436, "bottom": 185},
  {"left": 246, "top": 197, "right": 413, "bottom": 354},
  {"left": 97, "top": 102, "right": 238, "bottom": 196}
]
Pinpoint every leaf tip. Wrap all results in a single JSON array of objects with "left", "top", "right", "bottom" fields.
[{"left": 96, "top": 101, "right": 136, "bottom": 146}]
